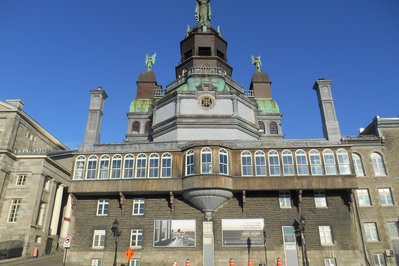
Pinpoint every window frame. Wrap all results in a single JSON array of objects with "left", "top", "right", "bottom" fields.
[
  {"left": 254, "top": 150, "right": 267, "bottom": 176},
  {"left": 282, "top": 150, "right": 295, "bottom": 176},
  {"left": 279, "top": 191, "right": 292, "bottom": 209},
  {"left": 323, "top": 149, "right": 337, "bottom": 175},
  {"left": 371, "top": 152, "right": 387, "bottom": 176},
  {"left": 324, "top": 258, "right": 337, "bottom": 266},
  {"left": 136, "top": 153, "right": 147, "bottom": 178},
  {"left": 161, "top": 153, "right": 172, "bottom": 178},
  {"left": 185, "top": 150, "right": 195, "bottom": 176},
  {"left": 295, "top": 150, "right": 309, "bottom": 176},
  {"left": 356, "top": 189, "right": 372, "bottom": 207},
  {"left": 123, "top": 154, "right": 135, "bottom": 179},
  {"left": 148, "top": 153, "right": 160, "bottom": 178},
  {"left": 364, "top": 222, "right": 379, "bottom": 242},
  {"left": 352, "top": 153, "right": 365, "bottom": 177},
  {"left": 241, "top": 151, "right": 253, "bottom": 176},
  {"left": 310, "top": 149, "right": 323, "bottom": 175},
  {"left": 98, "top": 155, "right": 110, "bottom": 179},
  {"left": 319, "top": 225, "right": 333, "bottom": 245},
  {"left": 314, "top": 191, "right": 328, "bottom": 208},
  {"left": 110, "top": 154, "right": 122, "bottom": 179},
  {"left": 378, "top": 188, "right": 394, "bottom": 206},
  {"left": 7, "top": 198, "right": 22, "bottom": 223},
  {"left": 373, "top": 254, "right": 386, "bottom": 266},
  {"left": 130, "top": 229, "right": 143, "bottom": 248},
  {"left": 337, "top": 148, "right": 351, "bottom": 175},
  {"left": 92, "top": 229, "right": 106, "bottom": 249},
  {"left": 16, "top": 175, "right": 27, "bottom": 186},
  {"left": 86, "top": 155, "right": 98, "bottom": 180},
  {"left": 133, "top": 198, "right": 145, "bottom": 216},
  {"left": 201, "top": 147, "right": 212, "bottom": 174},
  {"left": 74, "top": 155, "right": 86, "bottom": 180},
  {"left": 219, "top": 149, "right": 229, "bottom": 175},
  {"left": 268, "top": 150, "right": 281, "bottom": 176},
  {"left": 96, "top": 199, "right": 109, "bottom": 216}
]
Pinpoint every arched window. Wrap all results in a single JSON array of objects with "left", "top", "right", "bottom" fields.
[
  {"left": 295, "top": 150, "right": 309, "bottom": 175},
  {"left": 371, "top": 152, "right": 387, "bottom": 176},
  {"left": 255, "top": 151, "right": 267, "bottom": 176},
  {"left": 352, "top": 153, "right": 365, "bottom": 177},
  {"left": 132, "top": 121, "right": 140, "bottom": 134},
  {"left": 282, "top": 150, "right": 295, "bottom": 176},
  {"left": 86, "top": 155, "right": 98, "bottom": 179},
  {"left": 185, "top": 150, "right": 195, "bottom": 176},
  {"left": 123, "top": 154, "right": 135, "bottom": 178},
  {"left": 74, "top": 155, "right": 86, "bottom": 180},
  {"left": 241, "top": 151, "right": 253, "bottom": 176},
  {"left": 201, "top": 147, "right": 212, "bottom": 174},
  {"left": 269, "top": 121, "right": 278, "bottom": 135},
  {"left": 161, "top": 153, "right": 172, "bottom": 178},
  {"left": 268, "top": 150, "right": 281, "bottom": 176},
  {"left": 309, "top": 149, "right": 323, "bottom": 175},
  {"left": 110, "top": 155, "right": 122, "bottom": 179},
  {"left": 136, "top": 154, "right": 147, "bottom": 178},
  {"left": 144, "top": 121, "right": 151, "bottom": 134},
  {"left": 219, "top": 149, "right": 229, "bottom": 175},
  {"left": 258, "top": 121, "right": 265, "bottom": 133},
  {"left": 148, "top": 153, "right": 159, "bottom": 178},
  {"left": 98, "top": 155, "right": 110, "bottom": 179},
  {"left": 323, "top": 149, "right": 337, "bottom": 175},
  {"left": 337, "top": 149, "right": 351, "bottom": 175}
]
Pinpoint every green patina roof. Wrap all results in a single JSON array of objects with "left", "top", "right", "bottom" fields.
[
  {"left": 129, "top": 99, "right": 152, "bottom": 113},
  {"left": 256, "top": 98, "right": 280, "bottom": 113},
  {"left": 177, "top": 76, "right": 229, "bottom": 92}
]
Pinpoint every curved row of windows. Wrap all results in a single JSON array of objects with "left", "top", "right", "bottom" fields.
[{"left": 73, "top": 153, "right": 172, "bottom": 180}]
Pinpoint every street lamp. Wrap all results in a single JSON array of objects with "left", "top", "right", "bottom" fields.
[
  {"left": 297, "top": 216, "right": 309, "bottom": 266},
  {"left": 111, "top": 219, "right": 121, "bottom": 266}
]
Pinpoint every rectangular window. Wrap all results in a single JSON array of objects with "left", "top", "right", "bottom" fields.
[
  {"left": 279, "top": 191, "right": 292, "bottom": 208},
  {"left": 161, "top": 154, "right": 172, "bottom": 178},
  {"left": 8, "top": 199, "right": 22, "bottom": 223},
  {"left": 123, "top": 156, "right": 135, "bottom": 178},
  {"left": 129, "top": 259, "right": 141, "bottom": 266},
  {"left": 387, "top": 222, "right": 399, "bottom": 238},
  {"left": 198, "top": 47, "right": 211, "bottom": 56},
  {"left": 16, "top": 175, "right": 27, "bottom": 186},
  {"left": 36, "top": 202, "right": 46, "bottom": 226},
  {"left": 324, "top": 258, "right": 337, "bottom": 266},
  {"left": 319, "top": 226, "right": 333, "bottom": 245},
  {"left": 97, "top": 199, "right": 109, "bottom": 216},
  {"left": 378, "top": 188, "right": 394, "bottom": 206},
  {"left": 136, "top": 156, "right": 147, "bottom": 178},
  {"left": 314, "top": 191, "right": 328, "bottom": 208},
  {"left": 373, "top": 254, "right": 386, "bottom": 266},
  {"left": 133, "top": 199, "right": 144, "bottom": 215},
  {"left": 92, "top": 230, "right": 106, "bottom": 249},
  {"left": 364, "top": 223, "right": 379, "bottom": 241},
  {"left": 91, "top": 258, "right": 103, "bottom": 266},
  {"left": 130, "top": 229, "right": 143, "bottom": 248},
  {"left": 356, "top": 189, "right": 372, "bottom": 207}
]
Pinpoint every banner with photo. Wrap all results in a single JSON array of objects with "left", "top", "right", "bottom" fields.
[
  {"left": 222, "top": 219, "right": 265, "bottom": 247},
  {"left": 153, "top": 219, "right": 196, "bottom": 247}
]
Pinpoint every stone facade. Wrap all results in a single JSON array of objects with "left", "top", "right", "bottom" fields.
[{"left": 0, "top": 100, "right": 72, "bottom": 261}]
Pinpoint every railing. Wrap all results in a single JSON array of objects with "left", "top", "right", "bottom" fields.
[
  {"left": 14, "top": 149, "right": 54, "bottom": 155},
  {"left": 244, "top": 90, "right": 254, "bottom": 97},
  {"left": 165, "top": 67, "right": 245, "bottom": 93},
  {"left": 154, "top": 88, "right": 166, "bottom": 97}
]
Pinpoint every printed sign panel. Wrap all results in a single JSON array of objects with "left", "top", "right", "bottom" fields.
[
  {"left": 153, "top": 220, "right": 196, "bottom": 247},
  {"left": 222, "top": 219, "right": 265, "bottom": 247}
]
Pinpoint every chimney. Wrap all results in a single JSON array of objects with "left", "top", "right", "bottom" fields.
[
  {"left": 83, "top": 87, "right": 108, "bottom": 146},
  {"left": 313, "top": 79, "right": 341, "bottom": 141}
]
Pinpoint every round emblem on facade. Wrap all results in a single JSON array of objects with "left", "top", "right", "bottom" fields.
[{"left": 198, "top": 94, "right": 215, "bottom": 109}]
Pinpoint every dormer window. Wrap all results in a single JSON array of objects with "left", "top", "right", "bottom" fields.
[{"left": 198, "top": 47, "right": 211, "bottom": 56}]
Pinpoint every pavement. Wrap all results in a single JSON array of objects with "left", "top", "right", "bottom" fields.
[{"left": 0, "top": 252, "right": 64, "bottom": 266}]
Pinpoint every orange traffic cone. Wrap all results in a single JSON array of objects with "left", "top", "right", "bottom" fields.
[
  {"left": 33, "top": 247, "right": 38, "bottom": 258},
  {"left": 230, "top": 258, "right": 235, "bottom": 266},
  {"left": 277, "top": 257, "right": 283, "bottom": 266},
  {"left": 185, "top": 259, "right": 190, "bottom": 266},
  {"left": 248, "top": 259, "right": 253, "bottom": 266}
]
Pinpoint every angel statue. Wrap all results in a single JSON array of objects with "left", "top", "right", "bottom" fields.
[
  {"left": 195, "top": 0, "right": 211, "bottom": 27},
  {"left": 251, "top": 55, "right": 262, "bottom": 72},
  {"left": 145, "top": 53, "right": 156, "bottom": 72}
]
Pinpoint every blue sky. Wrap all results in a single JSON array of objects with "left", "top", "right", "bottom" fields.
[{"left": 1, "top": 0, "right": 398, "bottom": 149}]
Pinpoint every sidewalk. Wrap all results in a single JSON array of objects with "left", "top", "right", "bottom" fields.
[{"left": 0, "top": 252, "right": 63, "bottom": 266}]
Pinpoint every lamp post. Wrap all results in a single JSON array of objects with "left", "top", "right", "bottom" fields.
[
  {"left": 111, "top": 219, "right": 121, "bottom": 266},
  {"left": 297, "top": 216, "right": 309, "bottom": 266}
]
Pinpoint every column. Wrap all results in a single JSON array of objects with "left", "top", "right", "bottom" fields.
[
  {"left": 49, "top": 184, "right": 64, "bottom": 235},
  {"left": 203, "top": 221, "right": 214, "bottom": 266}
]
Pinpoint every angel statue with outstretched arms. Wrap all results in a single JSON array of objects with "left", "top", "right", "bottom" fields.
[
  {"left": 145, "top": 53, "right": 156, "bottom": 72},
  {"left": 195, "top": 0, "right": 211, "bottom": 26}
]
